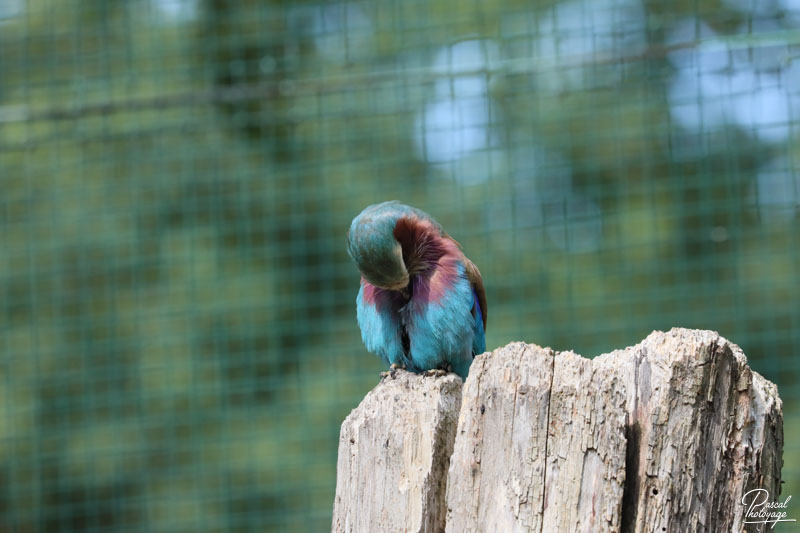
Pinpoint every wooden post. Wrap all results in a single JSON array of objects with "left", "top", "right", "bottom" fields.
[
  {"left": 331, "top": 370, "right": 462, "bottom": 533},
  {"left": 612, "top": 329, "right": 784, "bottom": 532},
  {"left": 332, "top": 329, "right": 784, "bottom": 533},
  {"left": 445, "top": 343, "right": 629, "bottom": 532}
]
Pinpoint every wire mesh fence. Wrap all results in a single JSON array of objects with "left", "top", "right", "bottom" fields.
[{"left": 1, "top": 0, "right": 799, "bottom": 531}]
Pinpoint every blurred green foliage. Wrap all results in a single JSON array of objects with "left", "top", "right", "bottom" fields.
[{"left": 1, "top": 0, "right": 798, "bottom": 531}]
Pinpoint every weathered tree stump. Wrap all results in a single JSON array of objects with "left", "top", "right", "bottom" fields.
[
  {"left": 446, "top": 343, "right": 628, "bottom": 532},
  {"left": 332, "top": 329, "right": 783, "bottom": 533},
  {"left": 331, "top": 370, "right": 462, "bottom": 533}
]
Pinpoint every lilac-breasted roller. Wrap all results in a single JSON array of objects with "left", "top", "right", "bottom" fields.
[{"left": 347, "top": 201, "right": 487, "bottom": 379}]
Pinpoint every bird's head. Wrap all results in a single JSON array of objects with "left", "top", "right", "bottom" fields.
[
  {"left": 347, "top": 201, "right": 450, "bottom": 291},
  {"left": 347, "top": 202, "right": 411, "bottom": 291}
]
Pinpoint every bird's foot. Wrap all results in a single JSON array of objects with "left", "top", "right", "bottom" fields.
[
  {"left": 424, "top": 368, "right": 448, "bottom": 378},
  {"left": 380, "top": 363, "right": 405, "bottom": 380}
]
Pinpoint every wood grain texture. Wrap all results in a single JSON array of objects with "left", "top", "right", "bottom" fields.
[
  {"left": 610, "top": 328, "right": 784, "bottom": 533},
  {"left": 331, "top": 370, "right": 462, "bottom": 533},
  {"left": 333, "top": 329, "right": 783, "bottom": 533},
  {"left": 445, "top": 343, "right": 628, "bottom": 533},
  {"left": 445, "top": 342, "right": 555, "bottom": 532}
]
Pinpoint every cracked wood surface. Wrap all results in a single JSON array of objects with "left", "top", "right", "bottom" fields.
[
  {"left": 444, "top": 342, "right": 556, "bottom": 532},
  {"left": 331, "top": 370, "right": 462, "bottom": 533},
  {"left": 445, "top": 343, "right": 628, "bottom": 532},
  {"left": 610, "top": 329, "right": 784, "bottom": 533},
  {"left": 333, "top": 329, "right": 783, "bottom": 533}
]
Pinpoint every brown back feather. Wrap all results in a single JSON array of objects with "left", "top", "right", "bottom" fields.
[{"left": 463, "top": 257, "right": 487, "bottom": 330}]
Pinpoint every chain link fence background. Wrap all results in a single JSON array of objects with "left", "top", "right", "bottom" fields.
[{"left": 1, "top": 0, "right": 799, "bottom": 531}]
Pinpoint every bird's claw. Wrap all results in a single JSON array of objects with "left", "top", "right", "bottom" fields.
[
  {"left": 424, "top": 367, "right": 449, "bottom": 378},
  {"left": 380, "top": 363, "right": 405, "bottom": 380}
]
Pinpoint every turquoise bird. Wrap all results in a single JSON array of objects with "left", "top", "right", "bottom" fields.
[{"left": 347, "top": 201, "right": 487, "bottom": 379}]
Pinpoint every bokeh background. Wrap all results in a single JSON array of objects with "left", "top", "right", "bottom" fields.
[{"left": 1, "top": 0, "right": 799, "bottom": 531}]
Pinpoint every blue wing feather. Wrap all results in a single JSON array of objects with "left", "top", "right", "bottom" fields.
[
  {"left": 356, "top": 282, "right": 408, "bottom": 368},
  {"left": 405, "top": 263, "right": 476, "bottom": 378},
  {"left": 471, "top": 288, "right": 486, "bottom": 356}
]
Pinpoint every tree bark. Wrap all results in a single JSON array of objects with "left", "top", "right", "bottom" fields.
[{"left": 333, "top": 329, "right": 783, "bottom": 533}]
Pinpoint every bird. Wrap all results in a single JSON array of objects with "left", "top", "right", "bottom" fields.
[{"left": 347, "top": 201, "right": 487, "bottom": 379}]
